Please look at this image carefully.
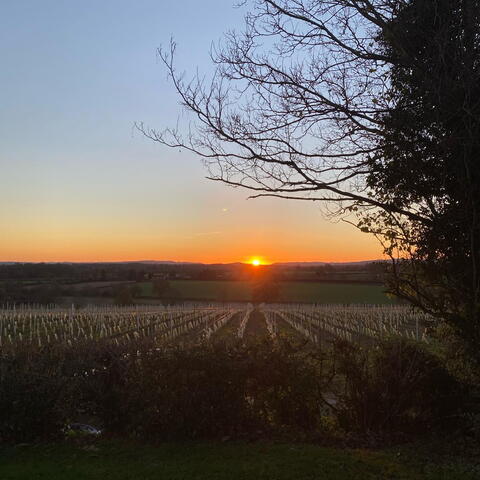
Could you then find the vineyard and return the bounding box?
[0,303,432,352]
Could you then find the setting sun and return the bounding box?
[247,256,270,266]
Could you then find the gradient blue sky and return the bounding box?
[0,0,382,263]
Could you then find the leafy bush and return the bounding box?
[85,340,331,440]
[332,338,463,440]
[0,347,77,442]
[0,336,466,444]
[0,341,124,442]
[241,339,331,436]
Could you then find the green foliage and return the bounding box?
[333,338,462,440]
[83,340,332,440]
[0,345,92,442]
[363,0,480,357]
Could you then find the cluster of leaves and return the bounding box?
[333,339,463,440]
[362,0,480,359]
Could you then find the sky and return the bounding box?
[0,0,383,264]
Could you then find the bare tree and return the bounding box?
[138,0,480,357]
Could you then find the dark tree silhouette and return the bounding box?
[139,1,480,357]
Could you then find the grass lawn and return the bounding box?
[138,280,396,304]
[138,280,252,301]
[0,441,477,480]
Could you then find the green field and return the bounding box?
[279,281,395,304]
[139,280,396,304]
[0,441,476,480]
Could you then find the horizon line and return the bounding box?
[0,258,385,265]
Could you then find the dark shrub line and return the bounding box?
[0,337,465,444]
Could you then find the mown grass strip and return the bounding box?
[0,441,477,480]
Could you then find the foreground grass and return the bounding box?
[0,441,477,480]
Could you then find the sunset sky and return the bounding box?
[0,0,383,264]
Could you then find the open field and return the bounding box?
[1,440,477,480]
[279,282,395,304]
[138,280,396,304]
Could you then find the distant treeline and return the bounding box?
[0,261,387,282]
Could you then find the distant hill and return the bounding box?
[109,260,386,267]
[272,260,385,267]
[0,260,385,267]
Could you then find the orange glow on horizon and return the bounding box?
[0,1,391,271]
[0,247,385,265]
[0,221,385,265]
